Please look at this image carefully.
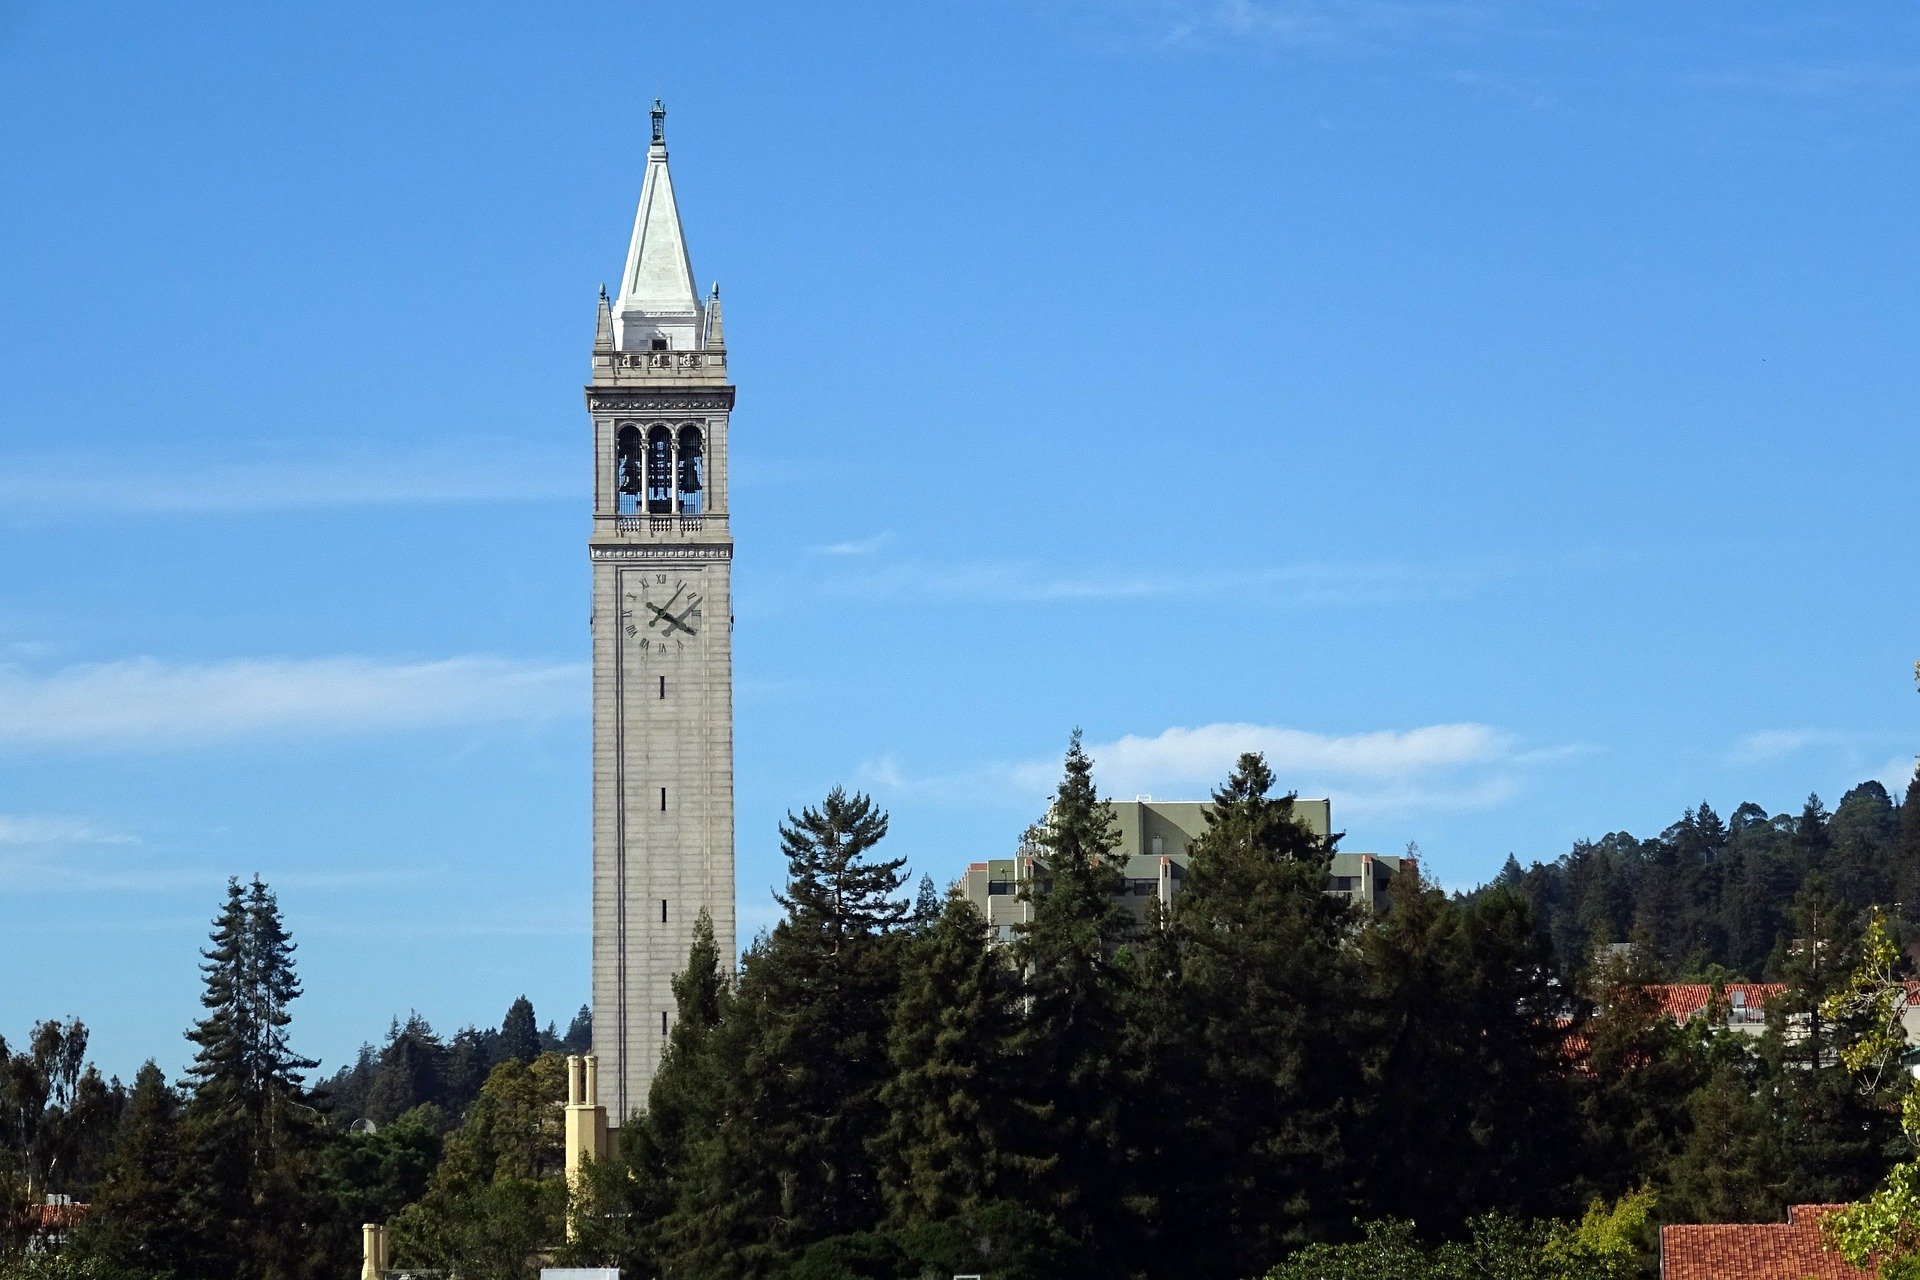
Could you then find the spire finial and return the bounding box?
[651,99,666,146]
[599,283,609,302]
[709,280,719,299]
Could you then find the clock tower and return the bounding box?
[586,101,735,1125]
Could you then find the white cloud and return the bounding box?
[1695,61,1920,101]
[0,655,585,747]
[0,446,571,515]
[1068,721,1514,792]
[788,555,1513,609]
[1875,754,1918,797]
[1728,728,1913,769]
[809,530,895,557]
[1727,729,1853,765]
[863,720,1575,820]
[1143,0,1490,52]
[0,815,136,846]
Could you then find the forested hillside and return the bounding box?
[10,748,1920,1280]
[1495,774,1920,978]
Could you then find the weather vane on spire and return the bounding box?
[651,99,666,146]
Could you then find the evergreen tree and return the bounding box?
[323,1103,445,1240]
[1576,939,1706,1198]
[562,1006,593,1054]
[82,1062,196,1273]
[910,874,941,934]
[364,1014,447,1126]
[567,911,729,1274]
[1761,877,1895,1205]
[390,1055,568,1280]
[874,891,1023,1227]
[1162,751,1355,1279]
[175,875,330,1280]
[1900,767,1920,924]
[667,789,908,1278]
[1007,733,1133,1277]
[1830,783,1900,910]
[1356,881,1581,1235]
[1658,1058,1782,1223]
[497,997,541,1066]
[442,1027,500,1116]
[1793,793,1832,877]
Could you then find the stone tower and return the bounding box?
[586,101,735,1126]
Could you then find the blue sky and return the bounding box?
[2,1,1916,1082]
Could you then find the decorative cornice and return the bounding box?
[591,544,733,562]
[586,388,735,413]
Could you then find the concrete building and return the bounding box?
[961,797,1413,942]
[588,102,736,1126]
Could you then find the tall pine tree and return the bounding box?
[875,889,1024,1228]
[176,875,330,1280]
[1761,877,1895,1205]
[1161,751,1353,1279]
[667,788,908,1278]
[1356,879,1581,1235]
[83,1062,196,1273]
[497,997,541,1066]
[1007,732,1133,1278]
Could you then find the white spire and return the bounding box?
[614,100,702,352]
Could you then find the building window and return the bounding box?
[1151,836,1164,856]
[650,337,668,352]
[661,1010,668,1034]
[1328,875,1359,892]
[660,787,667,812]
[661,899,668,923]
[659,675,666,699]
[987,880,1016,896]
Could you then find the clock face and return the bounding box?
[621,572,702,660]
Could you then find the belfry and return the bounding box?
[584,101,737,1127]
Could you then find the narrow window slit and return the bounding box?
[660,787,667,811]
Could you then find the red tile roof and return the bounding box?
[1647,983,1786,1021]
[1661,1206,1872,1280]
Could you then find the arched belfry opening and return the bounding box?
[676,425,704,514]
[646,426,674,513]
[615,425,644,515]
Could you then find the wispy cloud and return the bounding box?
[1727,728,1857,765]
[1112,0,1492,53]
[809,530,895,557]
[0,446,571,515]
[862,719,1579,820]
[0,655,585,748]
[784,554,1517,609]
[1695,61,1920,101]
[1874,755,1918,796]
[0,815,137,846]
[1444,68,1556,110]
[1727,728,1909,767]
[1727,730,1917,801]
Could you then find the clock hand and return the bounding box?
[666,595,702,632]
[646,601,695,637]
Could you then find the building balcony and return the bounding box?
[593,511,730,543]
[590,348,729,388]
